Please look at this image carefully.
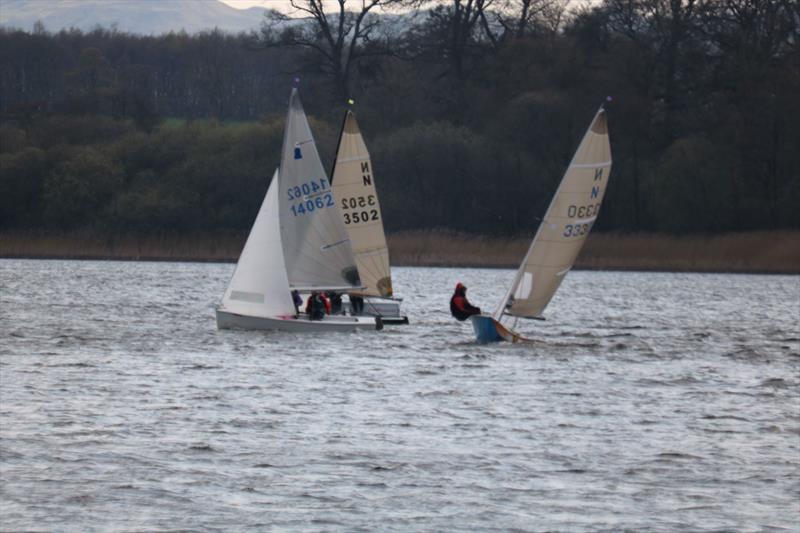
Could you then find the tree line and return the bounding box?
[1,0,798,237]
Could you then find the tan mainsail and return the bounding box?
[495,107,612,319]
[330,110,393,297]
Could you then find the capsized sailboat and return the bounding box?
[330,106,409,324]
[216,88,382,332]
[471,105,612,343]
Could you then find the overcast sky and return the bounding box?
[220,0,359,11]
[219,0,418,13]
[220,0,290,8]
[219,0,596,13]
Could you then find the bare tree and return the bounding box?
[604,0,705,136]
[480,0,569,47]
[410,0,496,78]
[257,0,409,101]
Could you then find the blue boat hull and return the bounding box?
[471,315,505,343]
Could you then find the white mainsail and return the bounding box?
[330,110,393,297]
[221,170,296,318]
[278,89,361,290]
[496,107,612,320]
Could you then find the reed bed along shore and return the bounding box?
[0,230,244,263]
[1,230,798,274]
[390,230,800,273]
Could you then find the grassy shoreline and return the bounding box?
[1,230,798,274]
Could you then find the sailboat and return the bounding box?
[329,106,409,325]
[471,105,612,343]
[216,88,382,332]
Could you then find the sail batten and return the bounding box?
[495,107,612,320]
[571,161,612,169]
[331,110,393,298]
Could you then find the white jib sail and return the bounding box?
[331,110,393,297]
[221,170,296,318]
[278,88,361,290]
[496,107,612,320]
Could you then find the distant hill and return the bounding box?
[0,0,270,34]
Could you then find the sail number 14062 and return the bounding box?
[287,179,334,217]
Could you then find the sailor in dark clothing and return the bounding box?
[450,282,481,321]
[349,294,364,316]
[327,291,343,315]
[291,290,303,313]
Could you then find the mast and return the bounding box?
[328,99,354,185]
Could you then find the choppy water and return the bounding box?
[1,259,798,531]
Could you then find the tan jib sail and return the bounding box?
[278,88,361,291]
[330,110,392,297]
[495,107,612,319]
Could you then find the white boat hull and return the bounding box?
[346,297,409,324]
[216,308,381,332]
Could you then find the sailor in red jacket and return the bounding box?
[450,282,481,321]
[305,291,331,320]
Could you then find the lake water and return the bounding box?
[1,259,798,531]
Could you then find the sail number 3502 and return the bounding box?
[341,195,379,225]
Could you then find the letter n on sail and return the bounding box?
[361,162,372,185]
[591,185,599,199]
[594,168,603,181]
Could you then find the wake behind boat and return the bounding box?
[470,104,613,343]
[216,87,381,333]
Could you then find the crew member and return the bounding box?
[327,291,343,315]
[450,282,481,321]
[305,291,331,320]
[349,294,364,316]
[291,290,303,313]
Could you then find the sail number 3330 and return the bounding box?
[563,203,600,237]
[288,179,334,216]
[563,221,593,237]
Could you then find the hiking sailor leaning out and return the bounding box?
[450,282,481,321]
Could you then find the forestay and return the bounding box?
[331,110,393,297]
[496,107,612,319]
[221,170,296,318]
[278,89,361,290]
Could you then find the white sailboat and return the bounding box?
[216,88,382,332]
[471,105,612,343]
[329,107,408,324]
